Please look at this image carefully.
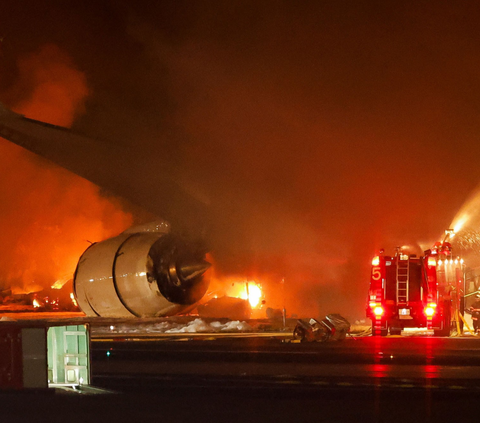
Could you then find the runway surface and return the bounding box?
[4,334,479,423]
[91,335,480,391]
[3,313,480,421]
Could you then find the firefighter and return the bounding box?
[470,294,480,333]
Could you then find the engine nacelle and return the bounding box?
[73,221,210,317]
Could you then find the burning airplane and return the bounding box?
[0,102,212,317]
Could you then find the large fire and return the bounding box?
[225,281,263,308]
[196,276,266,321]
[210,277,264,310]
[0,45,133,313]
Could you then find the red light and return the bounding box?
[373,306,384,316]
[428,257,436,267]
[424,303,436,317]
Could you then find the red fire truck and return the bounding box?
[366,241,465,336]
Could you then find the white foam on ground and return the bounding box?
[102,318,253,334]
[164,318,253,333]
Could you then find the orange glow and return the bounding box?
[207,273,265,310]
[33,298,41,308]
[227,281,263,308]
[371,256,380,266]
[51,276,71,290]
[70,293,78,308]
[245,284,262,308]
[373,306,384,316]
[0,45,133,304]
[428,257,437,267]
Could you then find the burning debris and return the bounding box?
[198,296,252,320]
[0,279,79,313]
[201,279,267,320]
[222,280,264,309]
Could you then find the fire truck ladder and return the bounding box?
[396,256,409,304]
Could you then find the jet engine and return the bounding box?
[73,221,210,317]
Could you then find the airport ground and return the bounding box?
[3,313,480,422]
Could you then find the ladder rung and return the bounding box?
[396,257,409,302]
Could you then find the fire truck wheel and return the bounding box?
[434,322,451,337]
[371,322,388,336]
[433,327,449,337]
[434,309,452,337]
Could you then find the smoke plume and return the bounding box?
[2,3,479,321]
[123,5,475,319]
[0,45,132,294]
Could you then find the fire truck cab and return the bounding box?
[366,243,465,336]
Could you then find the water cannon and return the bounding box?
[443,229,455,242]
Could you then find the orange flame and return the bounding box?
[0,44,133,299]
[226,281,263,308]
[70,293,78,308]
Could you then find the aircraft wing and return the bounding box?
[0,103,210,242]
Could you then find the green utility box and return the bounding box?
[47,324,90,386]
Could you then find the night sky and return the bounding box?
[1,1,480,319]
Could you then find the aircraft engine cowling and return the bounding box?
[73,221,210,317]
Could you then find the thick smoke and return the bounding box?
[124,8,472,319]
[0,45,132,294]
[2,3,480,320]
